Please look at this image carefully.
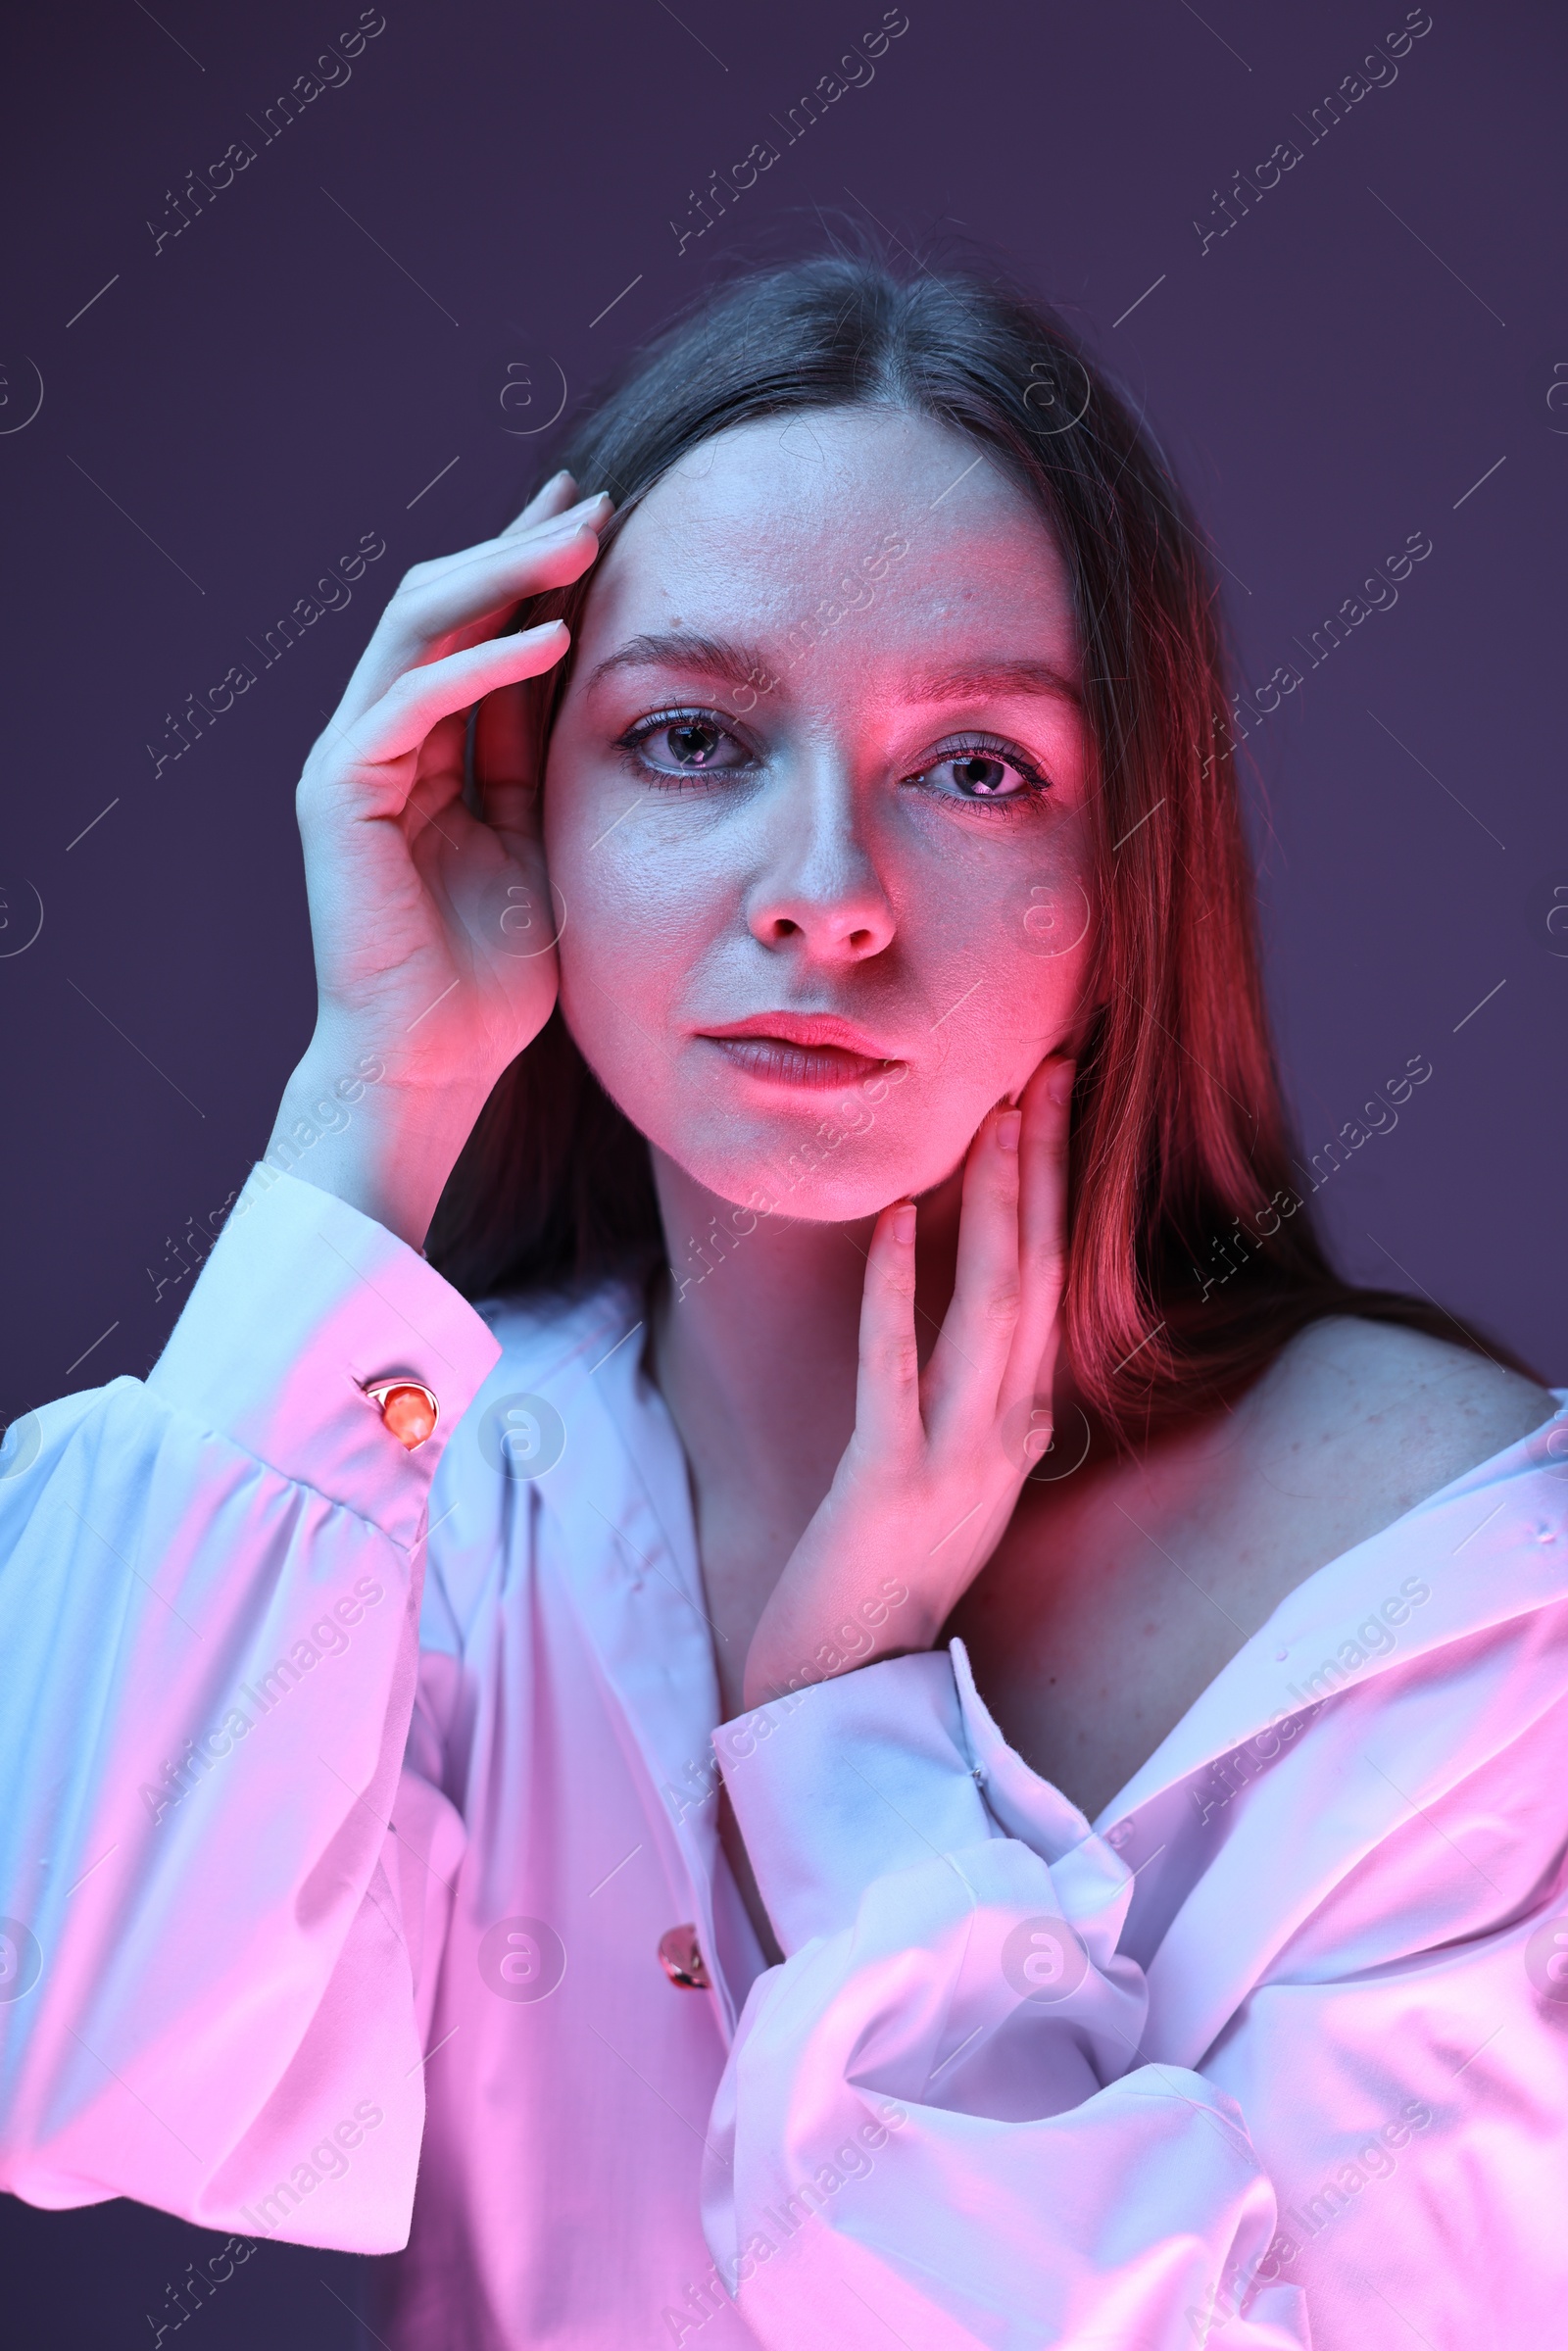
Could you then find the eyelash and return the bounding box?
[903,730,1053,815]
[616,708,755,787]
[615,709,1053,813]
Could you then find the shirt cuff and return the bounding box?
[713,1647,1002,1954]
[146,1162,502,1545]
[713,1639,1138,1962]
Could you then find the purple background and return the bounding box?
[1,0,1562,2338]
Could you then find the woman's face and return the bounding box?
[544,406,1094,1220]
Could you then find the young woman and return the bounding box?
[1,255,1564,2351]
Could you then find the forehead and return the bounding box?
[573,407,1078,687]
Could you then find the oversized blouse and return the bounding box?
[1,1162,1566,2351]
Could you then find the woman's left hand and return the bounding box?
[741,1054,1076,1710]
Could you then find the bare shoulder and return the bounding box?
[956,1320,1555,1821]
[1241,1314,1558,1531]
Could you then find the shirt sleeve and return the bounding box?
[0,1163,500,2252]
[705,1642,1312,2349]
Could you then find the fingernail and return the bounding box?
[1046,1062,1076,1106]
[892,1202,917,1244]
[997,1109,1022,1153]
[541,496,601,529]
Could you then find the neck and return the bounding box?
[643,1148,1102,1721]
[647,1147,964,1545]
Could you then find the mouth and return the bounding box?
[696,1013,904,1093]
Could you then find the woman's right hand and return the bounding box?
[264,470,611,1247]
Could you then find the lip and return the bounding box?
[697,1012,904,1091]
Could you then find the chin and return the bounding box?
[665,1113,964,1226]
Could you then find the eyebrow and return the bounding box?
[582,632,776,697]
[903,658,1082,709]
[581,632,1081,709]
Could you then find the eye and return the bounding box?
[619,707,755,780]
[906,734,1050,808]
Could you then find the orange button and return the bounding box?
[366,1379,439,1450]
[657,1925,710,1989]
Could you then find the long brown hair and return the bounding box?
[426,248,1538,1445]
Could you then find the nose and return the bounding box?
[743,754,896,962]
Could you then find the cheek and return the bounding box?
[1011,862,1094,977]
[555,824,701,973]
[908,923,1091,1148]
[914,822,1094,1058]
[547,777,729,1089]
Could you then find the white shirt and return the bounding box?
[1,1161,1566,2351]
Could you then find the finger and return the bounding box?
[470,678,543,838]
[1000,1055,1075,1419]
[920,1103,1023,1433]
[852,1200,924,1465]
[471,496,605,825]
[500,468,580,538]
[332,503,609,730]
[406,708,470,819]
[391,710,480,858]
[321,622,570,786]
[392,499,608,646]
[387,487,604,604]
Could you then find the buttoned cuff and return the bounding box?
[147,1162,502,1546]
